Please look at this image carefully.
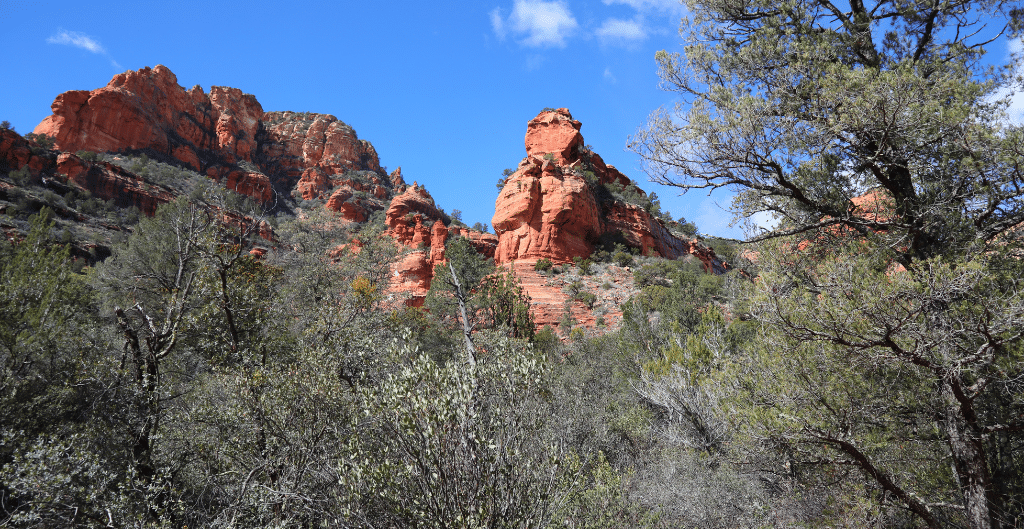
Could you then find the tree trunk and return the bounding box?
[942,383,995,529]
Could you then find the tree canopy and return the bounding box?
[631,0,1024,527]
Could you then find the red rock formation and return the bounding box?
[0,129,52,175]
[382,183,498,306]
[0,130,174,216]
[503,259,638,335]
[493,108,726,274]
[524,108,583,164]
[487,109,733,329]
[32,66,389,205]
[210,167,273,203]
[259,111,383,184]
[34,66,235,167]
[56,153,174,215]
[492,156,601,263]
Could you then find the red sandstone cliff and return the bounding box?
[16,69,729,335]
[32,66,384,206]
[383,183,498,306]
[493,108,726,273]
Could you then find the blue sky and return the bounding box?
[1,0,750,237]
[2,1,1020,238]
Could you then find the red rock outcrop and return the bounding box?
[0,129,173,216]
[383,183,498,306]
[32,66,388,205]
[492,155,601,263]
[0,129,52,175]
[524,109,584,165]
[34,66,243,168]
[259,111,383,186]
[493,108,725,271]
[56,153,174,215]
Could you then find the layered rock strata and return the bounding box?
[492,108,726,273]
[33,65,385,206]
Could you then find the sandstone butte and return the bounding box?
[487,108,728,331]
[492,108,726,270]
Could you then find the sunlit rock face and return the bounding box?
[493,108,726,272]
[33,65,383,204]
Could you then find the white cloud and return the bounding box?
[490,8,507,40]
[47,29,105,53]
[47,28,124,72]
[492,0,579,48]
[603,67,617,83]
[602,0,685,13]
[990,38,1024,125]
[596,17,647,43]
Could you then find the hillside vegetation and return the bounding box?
[2,0,1024,527]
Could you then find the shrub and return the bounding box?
[9,165,33,186]
[0,120,13,131]
[612,251,633,267]
[76,150,100,162]
[591,250,610,263]
[23,132,55,151]
[601,282,612,290]
[534,258,553,272]
[577,291,597,309]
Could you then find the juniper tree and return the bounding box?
[631,0,1024,526]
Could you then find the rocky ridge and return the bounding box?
[485,108,729,331]
[33,65,385,217]
[10,68,730,335]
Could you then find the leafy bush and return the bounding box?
[75,150,100,162]
[613,251,634,267]
[574,257,593,275]
[534,258,553,272]
[577,291,597,309]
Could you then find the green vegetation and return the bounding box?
[2,0,1023,524]
[629,0,1024,525]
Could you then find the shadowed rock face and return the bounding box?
[492,108,727,273]
[32,65,383,204]
[0,128,173,215]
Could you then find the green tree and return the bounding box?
[631,0,1024,526]
[426,236,535,342]
[88,197,221,521]
[349,332,566,529]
